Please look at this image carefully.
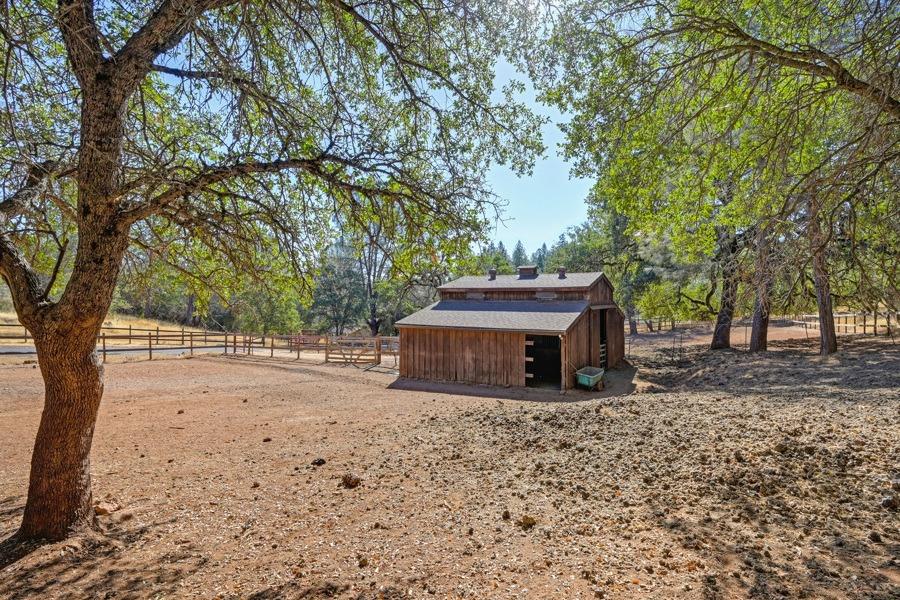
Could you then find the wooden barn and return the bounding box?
[396,266,625,390]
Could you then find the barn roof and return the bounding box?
[438,271,605,290]
[395,300,589,334]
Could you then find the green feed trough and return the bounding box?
[575,366,605,390]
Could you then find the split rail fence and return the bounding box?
[0,323,399,367]
[632,311,896,336]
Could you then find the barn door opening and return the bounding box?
[525,335,561,388]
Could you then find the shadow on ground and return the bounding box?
[635,336,899,400]
[389,363,637,402]
[0,496,205,600]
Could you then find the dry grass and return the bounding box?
[1,310,207,331]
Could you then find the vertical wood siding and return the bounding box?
[400,327,526,386]
[563,311,592,389]
[605,309,625,368]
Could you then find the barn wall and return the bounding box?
[563,311,592,389]
[588,279,614,304]
[400,327,526,387]
[440,289,594,302]
[589,309,603,367]
[605,309,625,368]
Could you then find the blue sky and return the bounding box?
[484,61,593,257]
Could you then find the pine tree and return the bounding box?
[511,241,528,266]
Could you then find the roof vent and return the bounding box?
[488,267,497,280]
[516,265,538,278]
[557,266,567,279]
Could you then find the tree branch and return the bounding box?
[56,0,104,88]
[692,15,900,119]
[0,235,45,325]
[118,154,424,225]
[0,160,59,220]
[112,0,240,100]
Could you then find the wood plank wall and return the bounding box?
[441,290,592,301]
[563,312,592,389]
[440,278,614,304]
[399,327,526,386]
[605,309,625,368]
[589,280,613,304]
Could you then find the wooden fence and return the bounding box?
[1,322,400,367]
[227,333,399,366]
[789,312,896,336]
[633,311,896,336]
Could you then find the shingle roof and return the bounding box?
[395,300,589,333]
[438,272,604,290]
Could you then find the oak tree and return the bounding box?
[0,0,540,541]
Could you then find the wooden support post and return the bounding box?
[190,332,194,356]
[148,332,153,361]
[181,327,185,345]
[270,336,274,358]
[233,334,237,354]
[375,337,382,364]
[296,336,301,360]
[129,324,132,339]
[102,333,107,363]
[156,326,159,344]
[559,334,567,391]
[325,336,330,362]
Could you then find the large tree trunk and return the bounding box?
[749,228,771,352]
[367,298,380,337]
[809,196,838,355]
[623,306,638,335]
[16,88,130,541]
[710,237,739,350]
[183,293,195,325]
[19,337,103,540]
[749,296,769,352]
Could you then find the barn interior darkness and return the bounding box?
[526,335,561,388]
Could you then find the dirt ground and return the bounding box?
[0,333,898,599]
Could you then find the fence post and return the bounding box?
[189,331,194,356]
[129,324,132,338]
[102,333,107,363]
[181,327,185,345]
[148,332,153,361]
[233,334,237,354]
[325,336,330,362]
[270,336,274,358]
[296,335,301,359]
[375,337,382,364]
[156,326,159,344]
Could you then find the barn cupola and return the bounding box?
[517,265,538,278]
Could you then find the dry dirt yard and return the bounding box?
[0,336,898,599]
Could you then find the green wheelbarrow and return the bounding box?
[575,366,605,390]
